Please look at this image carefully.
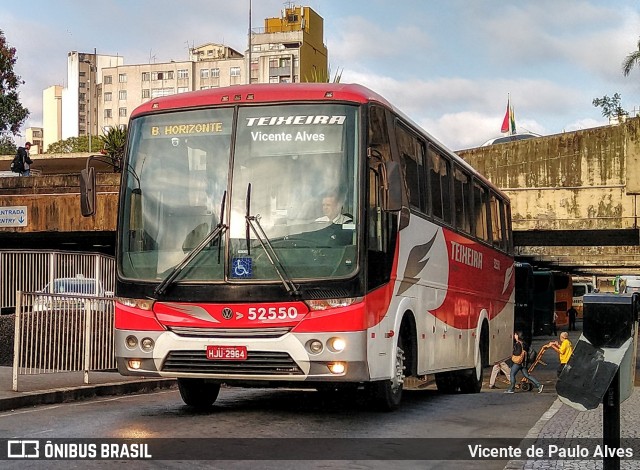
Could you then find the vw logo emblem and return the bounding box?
[221,307,233,320]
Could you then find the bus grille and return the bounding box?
[168,327,291,339]
[162,350,303,375]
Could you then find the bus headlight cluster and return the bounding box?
[305,337,346,355]
[125,335,155,352]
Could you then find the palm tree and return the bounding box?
[98,125,127,172]
[622,37,640,76]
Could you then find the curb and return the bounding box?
[0,379,177,412]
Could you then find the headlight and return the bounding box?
[117,297,154,311]
[306,297,363,311]
[328,337,346,352]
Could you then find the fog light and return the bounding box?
[125,335,138,349]
[128,359,142,370]
[308,339,323,354]
[328,362,346,374]
[328,337,346,352]
[140,337,155,352]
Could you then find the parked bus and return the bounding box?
[532,271,555,335]
[81,83,515,410]
[532,270,572,335]
[614,275,640,294]
[514,262,534,343]
[572,280,594,319]
[552,272,572,328]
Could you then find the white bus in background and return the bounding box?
[614,275,640,294]
[572,281,594,319]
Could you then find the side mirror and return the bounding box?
[382,161,403,212]
[80,166,96,217]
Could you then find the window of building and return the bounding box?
[142,89,150,99]
[104,75,112,84]
[79,82,86,88]
[177,69,189,79]
[118,73,127,83]
[151,87,175,98]
[79,104,86,112]
[230,67,241,77]
[211,68,220,78]
[79,116,85,123]
[177,86,189,93]
[79,93,86,101]
[79,71,86,77]
[142,72,150,81]
[119,107,127,117]
[200,86,210,90]
[104,92,112,102]
[119,90,127,100]
[104,109,112,118]
[200,68,209,79]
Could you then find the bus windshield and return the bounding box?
[120,103,359,284]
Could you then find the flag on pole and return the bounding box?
[501,96,516,134]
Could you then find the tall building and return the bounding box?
[250,5,328,84]
[61,51,124,141]
[42,5,327,145]
[25,127,43,154]
[42,85,62,152]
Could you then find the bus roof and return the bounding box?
[129,82,509,202]
[130,83,393,118]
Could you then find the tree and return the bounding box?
[592,93,628,119]
[99,125,127,172]
[622,37,640,76]
[0,135,17,155]
[0,30,29,135]
[46,135,101,153]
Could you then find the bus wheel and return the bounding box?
[435,372,458,393]
[458,345,483,393]
[178,379,221,409]
[367,340,405,411]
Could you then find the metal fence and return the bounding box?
[12,291,116,391]
[0,250,115,313]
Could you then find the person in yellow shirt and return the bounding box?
[548,331,573,377]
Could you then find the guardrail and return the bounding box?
[12,291,116,391]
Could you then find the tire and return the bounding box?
[521,382,532,392]
[435,372,459,393]
[178,378,221,409]
[367,339,405,411]
[458,342,483,394]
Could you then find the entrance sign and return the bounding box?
[0,206,27,227]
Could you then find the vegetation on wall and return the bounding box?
[0,30,29,136]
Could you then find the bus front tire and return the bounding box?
[178,378,221,409]
[367,342,405,411]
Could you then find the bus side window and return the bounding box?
[453,165,471,234]
[428,147,452,224]
[490,193,504,250]
[396,123,426,213]
[473,181,489,242]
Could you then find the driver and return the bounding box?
[315,191,352,225]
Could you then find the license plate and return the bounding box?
[206,345,248,361]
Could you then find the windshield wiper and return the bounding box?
[155,191,228,296]
[245,183,300,297]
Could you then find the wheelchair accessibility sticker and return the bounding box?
[231,257,253,278]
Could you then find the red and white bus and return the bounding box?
[82,83,515,410]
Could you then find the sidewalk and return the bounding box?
[506,323,640,469]
[0,366,175,411]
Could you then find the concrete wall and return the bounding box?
[458,118,640,231]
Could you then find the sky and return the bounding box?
[2,0,640,150]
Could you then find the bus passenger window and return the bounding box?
[473,182,488,241]
[396,124,426,212]
[429,148,452,224]
[454,166,471,234]
[490,194,504,249]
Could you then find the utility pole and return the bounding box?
[248,0,252,84]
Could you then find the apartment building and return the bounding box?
[42,5,327,144]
